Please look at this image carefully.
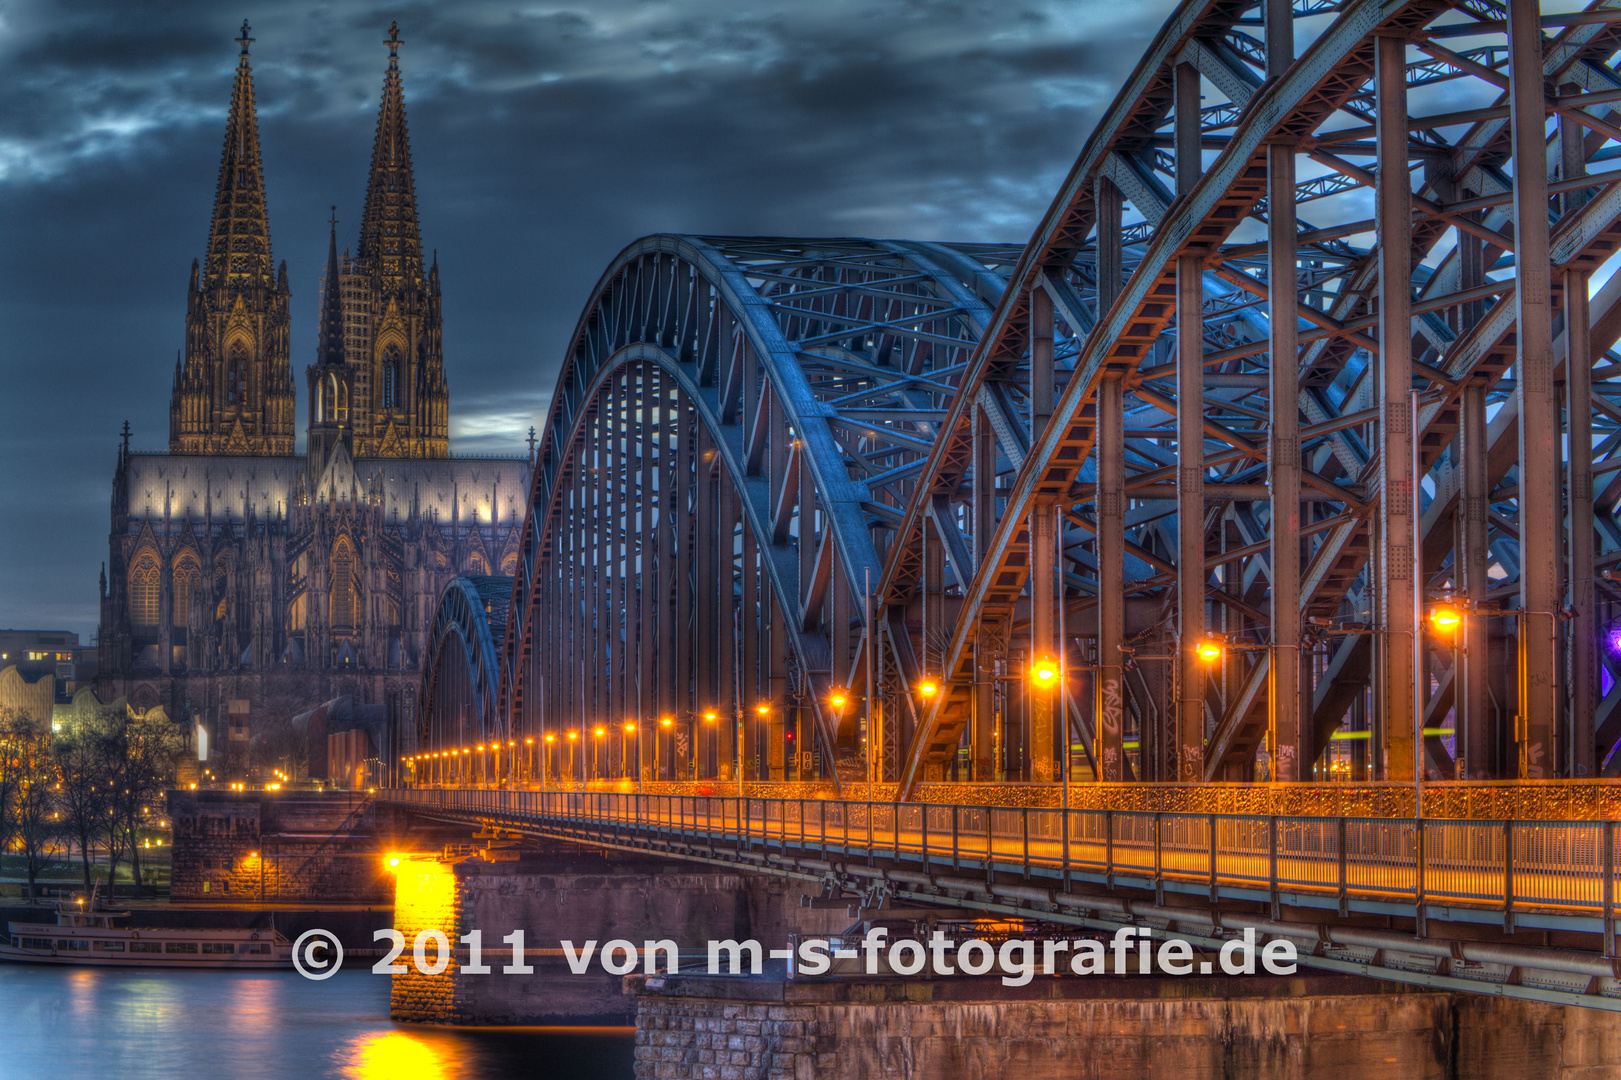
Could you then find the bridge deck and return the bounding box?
[383,787,1621,1012]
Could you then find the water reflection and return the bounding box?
[343,1031,451,1079]
[0,966,635,1080]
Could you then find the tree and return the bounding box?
[2,710,59,900]
[105,709,183,894]
[0,710,22,872]
[54,708,118,891]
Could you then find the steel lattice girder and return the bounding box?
[419,574,511,752]
[495,235,1017,782]
[881,0,1621,796]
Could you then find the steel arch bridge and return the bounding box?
[419,0,1621,803]
[417,575,511,785]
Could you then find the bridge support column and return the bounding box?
[1509,1,1558,778]
[1375,33,1415,782]
[1031,503,1056,783]
[1567,269,1596,778]
[972,404,998,781]
[1096,376,1126,782]
[1176,252,1206,782]
[1174,66,1204,785]
[1459,381,1491,780]
[718,476,739,780]
[639,365,656,780]
[1268,139,1303,781]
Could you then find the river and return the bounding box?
[0,966,635,1079]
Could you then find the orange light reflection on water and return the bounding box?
[343,1030,451,1080]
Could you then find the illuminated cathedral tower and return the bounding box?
[309,22,449,472]
[169,21,296,456]
[99,22,529,773]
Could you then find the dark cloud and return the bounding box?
[0,0,1174,637]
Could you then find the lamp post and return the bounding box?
[753,702,770,789]
[703,710,719,780]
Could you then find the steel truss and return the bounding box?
[880,0,1621,796]
[420,0,1621,800]
[459,236,1020,785]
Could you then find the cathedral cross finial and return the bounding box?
[328,205,339,231]
[526,426,538,460]
[121,420,132,451]
[237,20,254,57]
[386,21,403,67]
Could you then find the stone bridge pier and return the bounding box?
[387,839,845,1026]
[629,970,1621,1080]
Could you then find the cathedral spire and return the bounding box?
[358,22,423,292]
[204,20,273,290]
[169,22,295,457]
[317,207,344,366]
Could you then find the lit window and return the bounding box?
[129,551,161,632]
[173,553,202,624]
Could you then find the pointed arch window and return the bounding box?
[382,347,402,410]
[129,551,161,633]
[226,343,248,405]
[172,553,202,624]
[322,373,348,423]
[330,537,358,634]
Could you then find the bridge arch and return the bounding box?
[497,235,1017,786]
[415,574,511,784]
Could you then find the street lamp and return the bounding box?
[916,678,940,699]
[1029,655,1059,688]
[1428,605,1463,634]
[1195,638,1224,664]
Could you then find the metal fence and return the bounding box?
[383,788,1620,922]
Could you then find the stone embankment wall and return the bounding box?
[167,789,404,902]
[630,973,1620,1080]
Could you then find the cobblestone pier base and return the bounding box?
[630,970,1621,1080]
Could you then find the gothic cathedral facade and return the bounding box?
[97,24,530,760]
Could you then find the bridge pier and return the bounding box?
[388,841,844,1025]
[630,969,1618,1080]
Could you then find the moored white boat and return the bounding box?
[0,892,292,968]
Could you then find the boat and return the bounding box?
[0,888,293,968]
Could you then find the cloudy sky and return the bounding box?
[0,0,1173,638]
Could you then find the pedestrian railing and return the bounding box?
[381,787,1621,927]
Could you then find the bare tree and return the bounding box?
[54,708,118,891]
[3,710,59,900]
[105,710,183,894]
[0,709,22,874]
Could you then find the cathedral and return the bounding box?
[96,23,531,760]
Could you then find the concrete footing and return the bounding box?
[629,970,1621,1079]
